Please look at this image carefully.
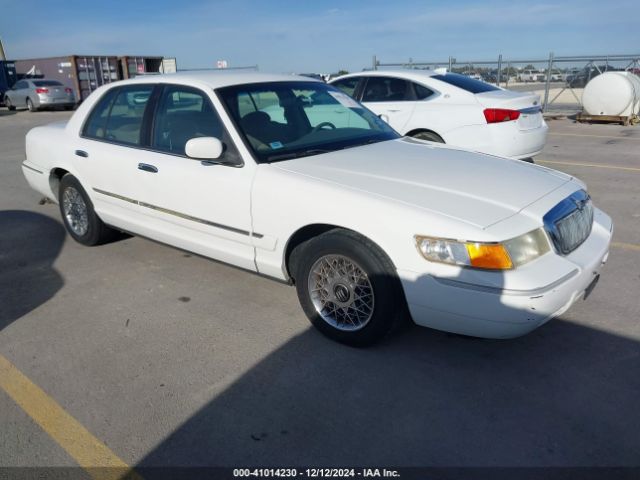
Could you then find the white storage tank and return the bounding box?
[582,71,640,116]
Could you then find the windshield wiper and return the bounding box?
[266,148,331,162]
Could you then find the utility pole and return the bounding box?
[0,38,7,61]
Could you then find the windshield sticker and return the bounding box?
[328,91,361,109]
[270,141,284,149]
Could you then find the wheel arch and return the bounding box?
[284,223,400,284]
[405,128,445,142]
[49,168,70,200]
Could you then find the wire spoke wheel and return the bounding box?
[307,254,375,332]
[62,186,89,236]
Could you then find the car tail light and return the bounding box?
[65,88,73,94]
[35,88,49,94]
[483,108,520,123]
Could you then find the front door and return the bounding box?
[131,84,256,271]
[8,80,28,107]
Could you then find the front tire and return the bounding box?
[58,174,114,246]
[26,98,37,112]
[292,229,403,346]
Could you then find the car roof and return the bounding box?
[116,71,319,89]
[330,69,442,83]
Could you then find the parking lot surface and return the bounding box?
[1,110,639,472]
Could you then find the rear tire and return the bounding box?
[410,130,444,143]
[58,174,115,246]
[5,97,16,111]
[292,229,403,347]
[26,98,37,112]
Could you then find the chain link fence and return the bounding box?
[371,53,640,116]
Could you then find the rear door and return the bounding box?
[74,84,156,226]
[360,76,416,132]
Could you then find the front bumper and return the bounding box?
[399,209,612,339]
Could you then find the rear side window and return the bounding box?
[82,88,119,139]
[331,77,360,97]
[33,80,63,87]
[362,77,412,102]
[413,82,435,100]
[431,73,499,93]
[83,85,153,145]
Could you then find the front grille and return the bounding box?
[543,190,594,255]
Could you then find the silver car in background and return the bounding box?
[4,79,75,111]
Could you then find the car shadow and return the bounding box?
[0,109,17,117]
[0,210,65,331]
[134,267,638,473]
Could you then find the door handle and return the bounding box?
[386,109,401,113]
[75,150,88,158]
[138,163,158,173]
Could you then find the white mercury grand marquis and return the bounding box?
[21,72,612,346]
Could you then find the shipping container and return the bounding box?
[118,56,164,79]
[14,54,163,102]
[0,60,17,106]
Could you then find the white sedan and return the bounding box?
[330,70,548,160]
[22,72,611,346]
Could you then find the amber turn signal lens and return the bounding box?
[465,243,513,270]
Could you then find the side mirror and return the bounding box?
[185,137,224,160]
[378,114,390,123]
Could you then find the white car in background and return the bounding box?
[519,70,546,83]
[330,70,548,160]
[22,72,610,346]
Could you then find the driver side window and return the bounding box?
[151,85,239,160]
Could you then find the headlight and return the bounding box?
[415,228,550,270]
[503,228,550,267]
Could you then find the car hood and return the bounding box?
[273,138,573,229]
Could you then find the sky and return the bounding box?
[0,0,637,73]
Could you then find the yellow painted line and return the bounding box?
[549,133,640,141]
[537,160,640,172]
[612,242,640,252]
[0,354,141,480]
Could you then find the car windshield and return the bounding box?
[217,81,399,163]
[33,80,63,87]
